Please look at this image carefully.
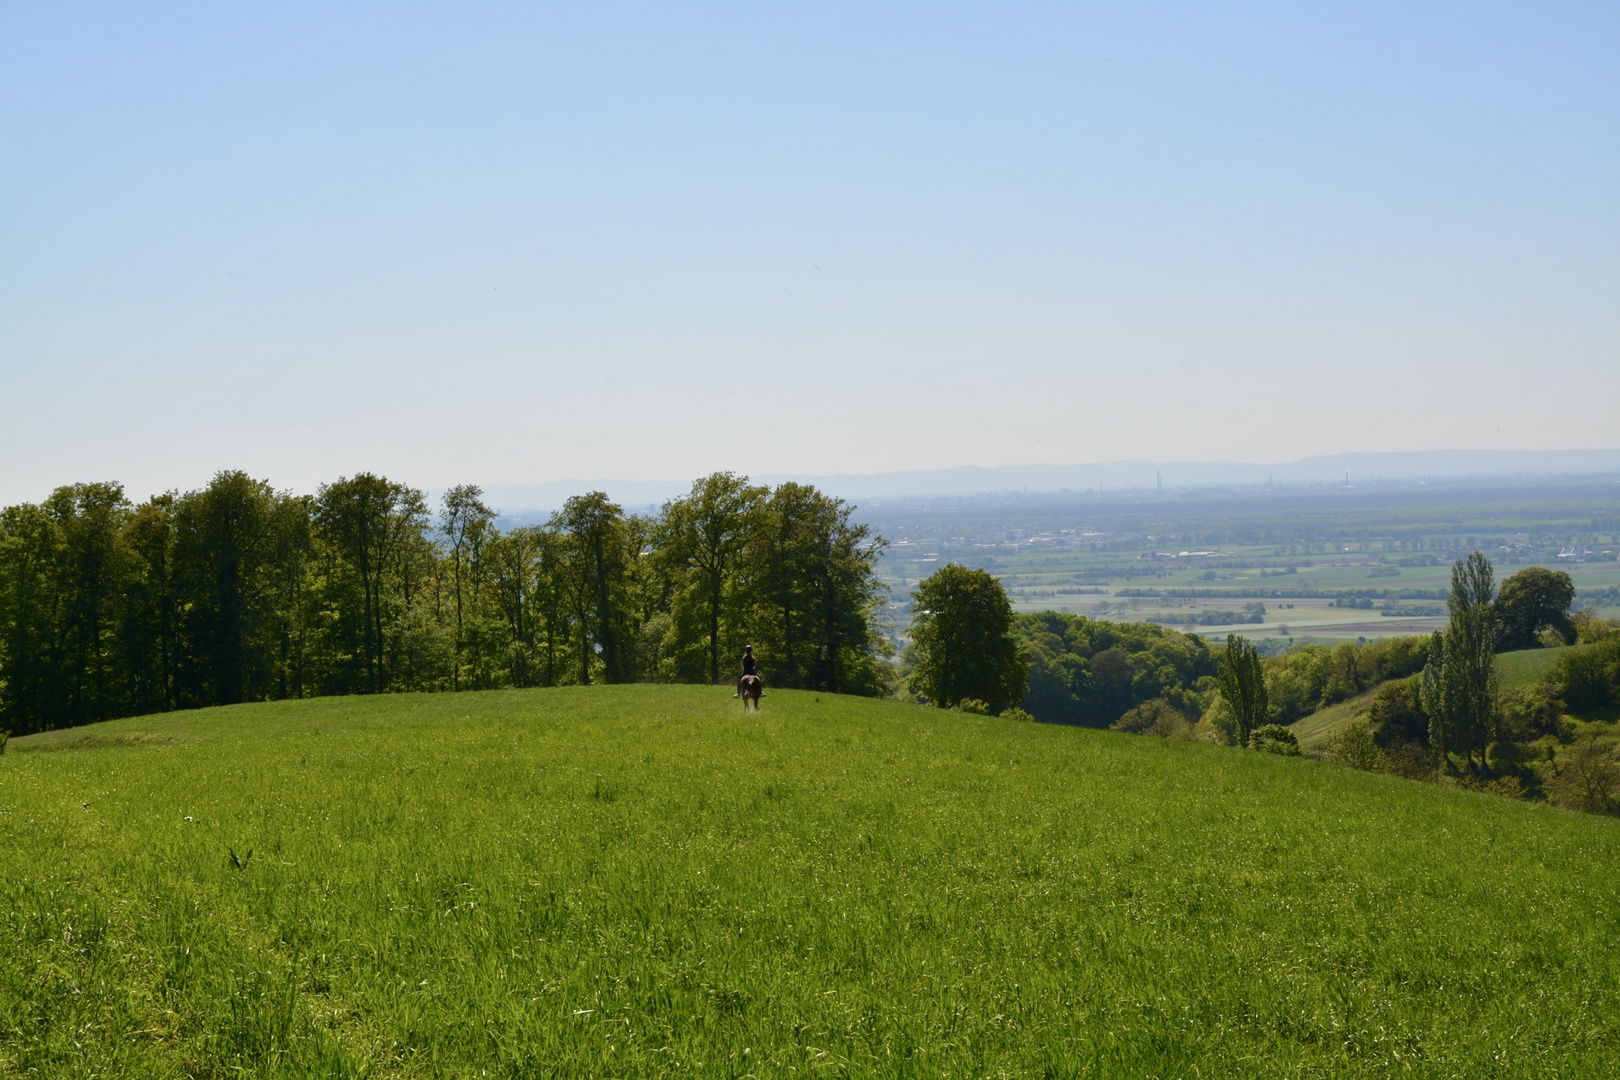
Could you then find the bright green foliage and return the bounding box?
[0,472,893,736]
[906,564,1028,713]
[551,492,639,685]
[0,484,138,730]
[656,473,767,684]
[1217,634,1268,747]
[1549,635,1620,714]
[1331,719,1384,771]
[739,483,889,695]
[1011,612,1216,726]
[440,483,496,691]
[648,475,890,693]
[1249,723,1301,755]
[1495,566,1577,651]
[1264,636,1430,725]
[171,472,297,706]
[4,687,1620,1075]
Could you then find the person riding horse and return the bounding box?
[734,646,764,699]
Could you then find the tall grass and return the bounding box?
[3,686,1618,1077]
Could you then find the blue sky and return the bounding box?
[2,1,1616,502]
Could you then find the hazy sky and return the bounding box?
[3,1,1616,503]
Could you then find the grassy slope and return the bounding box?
[1496,646,1567,690]
[3,688,1619,1078]
[1288,688,1378,752]
[1291,648,1571,750]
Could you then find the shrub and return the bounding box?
[1548,733,1620,814]
[1551,637,1620,715]
[1483,775,1526,800]
[1331,720,1383,771]
[1497,684,1565,742]
[0,729,7,754]
[1200,695,1240,745]
[1573,609,1617,645]
[956,698,991,716]
[999,706,1035,722]
[1250,724,1301,756]
[1111,698,1194,739]
[1368,677,1428,747]
[1384,740,1441,780]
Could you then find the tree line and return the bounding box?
[899,555,1589,762]
[0,471,890,735]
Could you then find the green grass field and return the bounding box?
[5,687,1620,1077]
[1496,647,1568,691]
[1287,689,1379,753]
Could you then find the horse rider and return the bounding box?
[734,645,764,697]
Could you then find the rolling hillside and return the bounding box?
[1288,647,1575,752]
[4,687,1619,1077]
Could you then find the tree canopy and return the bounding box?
[905,564,1028,714]
[0,470,892,736]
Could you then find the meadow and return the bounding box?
[6,688,1620,1077]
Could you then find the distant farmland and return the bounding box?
[866,485,1620,643]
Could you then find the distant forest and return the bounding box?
[0,472,891,735]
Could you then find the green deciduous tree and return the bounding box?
[658,473,767,684]
[313,474,429,694]
[552,492,636,684]
[0,469,897,726]
[1216,633,1268,747]
[1495,566,1576,651]
[0,484,141,733]
[906,564,1028,714]
[440,484,495,690]
[745,483,889,693]
[171,471,284,706]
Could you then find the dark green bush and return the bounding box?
[1369,677,1428,747]
[1250,724,1301,755]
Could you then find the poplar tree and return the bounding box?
[1420,552,1499,771]
[1217,633,1268,747]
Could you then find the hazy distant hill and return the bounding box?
[464,449,1620,516]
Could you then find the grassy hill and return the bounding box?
[1289,648,1574,751]
[1496,645,1568,690]
[1288,687,1379,753]
[4,687,1620,1077]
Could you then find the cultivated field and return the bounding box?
[869,486,1620,645]
[4,686,1620,1077]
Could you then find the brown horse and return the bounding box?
[739,674,762,710]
